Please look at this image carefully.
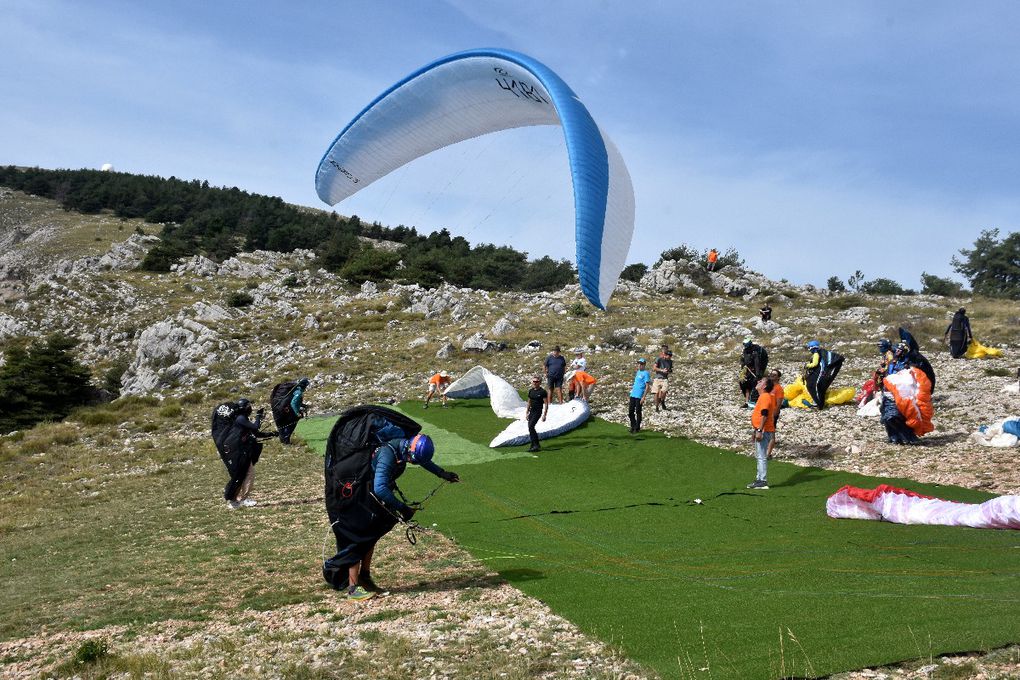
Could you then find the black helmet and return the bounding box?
[236,398,252,414]
[298,377,310,388]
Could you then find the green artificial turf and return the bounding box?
[303,402,1020,679]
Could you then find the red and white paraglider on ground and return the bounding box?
[827,484,1020,530]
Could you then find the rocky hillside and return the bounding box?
[2,188,1017,493]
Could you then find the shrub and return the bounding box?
[920,272,966,297]
[102,357,131,396]
[952,228,1020,299]
[620,263,648,282]
[860,278,912,295]
[567,302,589,317]
[158,404,183,418]
[72,638,110,666]
[226,291,254,308]
[827,276,847,292]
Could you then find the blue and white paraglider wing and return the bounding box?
[315,48,634,309]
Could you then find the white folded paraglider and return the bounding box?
[827,484,1020,530]
[969,417,1020,448]
[315,48,635,310]
[444,366,590,447]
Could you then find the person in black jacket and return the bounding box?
[222,399,273,509]
[944,308,973,358]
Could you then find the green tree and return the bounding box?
[826,276,847,292]
[0,335,92,432]
[951,229,1020,299]
[860,278,912,295]
[920,272,966,297]
[339,246,402,284]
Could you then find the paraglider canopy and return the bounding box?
[315,48,634,309]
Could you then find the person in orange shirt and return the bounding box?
[569,370,597,402]
[767,369,785,460]
[424,371,451,408]
[706,248,719,271]
[747,377,776,490]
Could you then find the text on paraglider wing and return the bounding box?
[328,159,359,184]
[493,70,549,104]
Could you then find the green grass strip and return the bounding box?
[388,401,1020,679]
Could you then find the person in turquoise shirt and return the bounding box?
[628,358,651,434]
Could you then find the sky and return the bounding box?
[3,0,1019,288]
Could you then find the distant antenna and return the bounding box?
[100,163,114,172]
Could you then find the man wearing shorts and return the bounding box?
[653,345,673,412]
[544,346,567,404]
[424,370,451,408]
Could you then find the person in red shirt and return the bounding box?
[747,377,776,489]
[424,371,451,408]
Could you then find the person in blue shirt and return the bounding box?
[628,358,652,434]
[344,432,460,601]
[544,345,568,404]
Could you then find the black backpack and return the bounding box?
[324,405,422,545]
[211,401,240,456]
[270,381,298,428]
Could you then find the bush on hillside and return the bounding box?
[226,291,254,307]
[860,278,914,295]
[620,263,648,282]
[827,276,847,292]
[657,244,743,270]
[0,335,93,432]
[920,272,966,297]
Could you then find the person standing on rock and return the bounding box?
[424,370,452,408]
[739,337,768,407]
[759,303,772,322]
[629,358,652,434]
[525,375,549,452]
[944,308,973,359]
[653,345,673,412]
[544,346,567,404]
[707,248,719,271]
[747,377,776,490]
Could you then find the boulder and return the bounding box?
[121,318,219,395]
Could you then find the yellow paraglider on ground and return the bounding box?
[783,376,856,409]
[965,339,1003,359]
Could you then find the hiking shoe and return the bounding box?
[240,499,257,507]
[347,585,376,601]
[423,404,429,409]
[746,480,769,490]
[360,574,383,593]
[528,445,540,452]
[226,500,241,510]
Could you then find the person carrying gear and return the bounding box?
[739,337,768,407]
[897,327,936,393]
[747,377,776,490]
[328,420,460,601]
[759,303,772,322]
[804,340,844,409]
[424,370,452,409]
[271,378,310,444]
[944,308,973,359]
[706,248,719,271]
[217,399,274,509]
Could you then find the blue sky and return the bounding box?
[3,0,1019,288]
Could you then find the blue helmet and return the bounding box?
[407,434,435,464]
[806,340,821,350]
[878,339,891,353]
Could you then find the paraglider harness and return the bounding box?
[211,401,275,501]
[321,405,446,588]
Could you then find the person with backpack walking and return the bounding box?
[944,308,973,358]
[738,337,768,407]
[271,378,310,444]
[804,341,844,409]
[213,398,274,509]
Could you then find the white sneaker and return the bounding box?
[227,500,241,510]
[240,499,257,507]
